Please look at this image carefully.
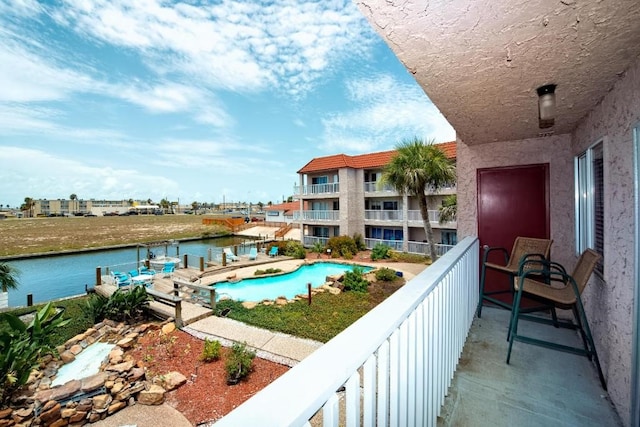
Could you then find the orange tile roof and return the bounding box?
[297,141,456,174]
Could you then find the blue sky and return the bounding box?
[0,0,455,209]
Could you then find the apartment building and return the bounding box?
[295,142,456,255]
[31,199,152,216]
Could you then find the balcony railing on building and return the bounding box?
[294,183,340,196]
[364,238,455,257]
[294,210,340,221]
[362,209,455,226]
[364,181,397,193]
[303,235,330,247]
[216,237,479,426]
[364,210,403,221]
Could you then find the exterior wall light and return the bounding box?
[537,84,556,129]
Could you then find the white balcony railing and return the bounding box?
[364,182,456,194]
[364,238,455,257]
[294,210,340,221]
[407,241,455,257]
[408,209,447,223]
[294,183,340,196]
[216,237,479,426]
[364,238,404,251]
[364,210,403,221]
[303,236,330,247]
[364,181,397,193]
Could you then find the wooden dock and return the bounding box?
[96,251,295,326]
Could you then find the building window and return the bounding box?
[575,140,604,274]
[368,227,403,241]
[313,227,329,238]
[441,231,458,245]
[383,201,398,211]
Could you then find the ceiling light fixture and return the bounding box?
[537,84,556,129]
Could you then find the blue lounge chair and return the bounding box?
[111,271,131,287]
[161,262,175,277]
[248,247,258,260]
[129,269,140,278]
[268,246,278,257]
[138,266,156,276]
[224,248,239,262]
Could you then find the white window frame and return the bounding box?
[574,139,604,264]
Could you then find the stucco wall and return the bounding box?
[457,134,575,268]
[570,55,640,427]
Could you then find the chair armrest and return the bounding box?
[482,245,510,266]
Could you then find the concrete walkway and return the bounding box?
[185,316,323,367]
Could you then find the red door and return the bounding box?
[477,164,550,305]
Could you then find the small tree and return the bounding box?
[439,194,457,224]
[381,138,456,261]
[0,303,70,404]
[0,262,20,293]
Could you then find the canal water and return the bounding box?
[5,236,252,308]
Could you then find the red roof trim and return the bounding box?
[297,141,456,174]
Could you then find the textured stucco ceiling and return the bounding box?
[357,0,640,144]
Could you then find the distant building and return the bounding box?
[264,201,304,224]
[294,141,457,256]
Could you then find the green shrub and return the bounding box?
[88,286,151,323]
[375,267,397,282]
[326,236,358,259]
[254,268,282,276]
[200,338,221,362]
[342,266,369,293]
[84,293,110,323]
[225,342,256,384]
[311,241,325,256]
[284,241,306,259]
[371,243,391,261]
[352,233,366,251]
[389,251,431,264]
[0,303,70,404]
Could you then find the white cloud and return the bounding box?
[0,146,180,204]
[0,38,93,102]
[320,74,456,153]
[53,0,376,96]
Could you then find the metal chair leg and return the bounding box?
[506,286,524,364]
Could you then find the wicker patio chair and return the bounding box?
[506,248,606,390]
[477,236,553,318]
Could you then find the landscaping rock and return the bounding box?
[115,337,134,349]
[161,322,176,335]
[160,372,187,391]
[241,301,257,309]
[59,351,75,364]
[81,372,107,393]
[137,384,165,405]
[38,402,61,425]
[91,394,112,413]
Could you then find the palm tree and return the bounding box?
[160,198,170,213]
[69,194,77,215]
[439,194,457,224]
[381,138,456,261]
[21,197,35,218]
[0,262,20,293]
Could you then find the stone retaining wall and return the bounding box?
[0,319,185,426]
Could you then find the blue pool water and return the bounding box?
[213,262,372,302]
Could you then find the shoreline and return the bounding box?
[0,235,232,262]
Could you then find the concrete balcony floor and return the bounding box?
[439,306,622,426]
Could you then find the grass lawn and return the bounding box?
[0,297,94,347]
[0,215,227,257]
[215,277,404,343]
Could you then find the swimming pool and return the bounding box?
[213,262,373,302]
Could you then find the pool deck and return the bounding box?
[95,256,427,363]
